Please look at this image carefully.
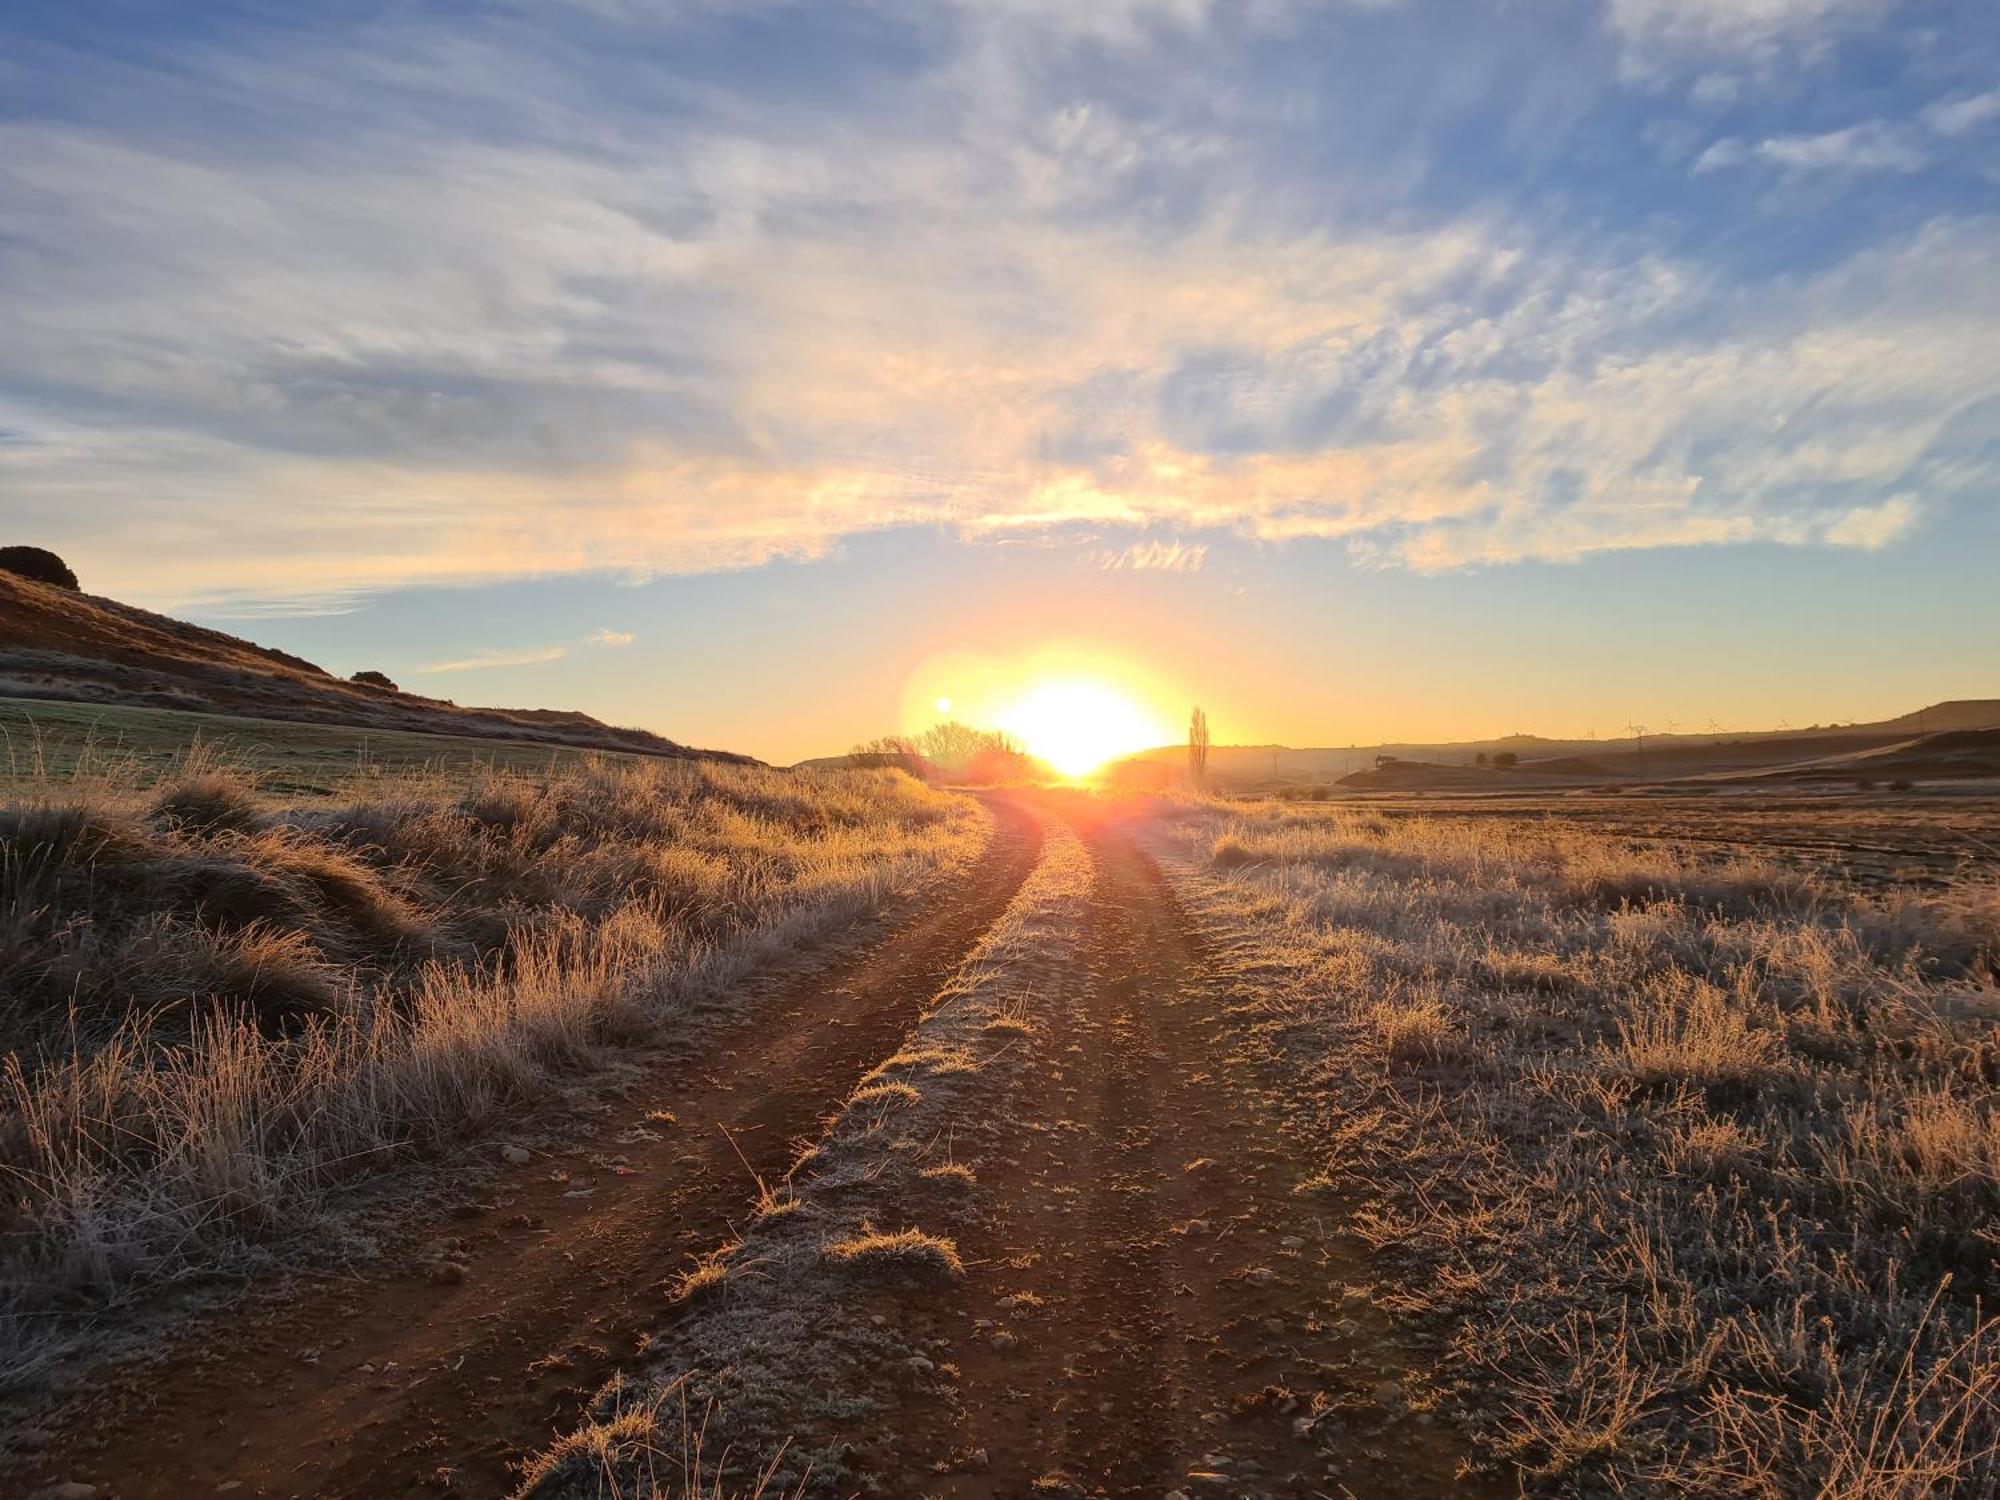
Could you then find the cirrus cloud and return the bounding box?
[0,0,1991,608]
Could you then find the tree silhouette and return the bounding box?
[851,721,1033,783]
[1188,705,1210,787]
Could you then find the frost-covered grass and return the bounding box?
[0,754,982,1380]
[1160,796,2000,1497]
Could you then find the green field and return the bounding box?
[0,696,642,799]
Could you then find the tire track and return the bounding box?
[926,804,1503,1498]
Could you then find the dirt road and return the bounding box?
[18,794,1495,1497]
[912,803,1495,1498]
[18,799,1041,1499]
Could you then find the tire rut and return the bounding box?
[20,796,1042,1500]
[924,807,1505,1498]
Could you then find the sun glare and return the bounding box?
[998,677,1168,778]
[902,644,1181,780]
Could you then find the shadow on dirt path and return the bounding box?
[923,804,1507,1499]
[19,797,1041,1500]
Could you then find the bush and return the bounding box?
[1493,751,1519,769]
[0,546,79,591]
[350,670,398,692]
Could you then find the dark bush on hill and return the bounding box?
[0,546,79,591]
[350,669,398,691]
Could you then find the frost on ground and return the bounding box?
[519,815,1093,1498]
[1151,797,2000,1497]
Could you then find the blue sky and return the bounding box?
[2,0,1995,760]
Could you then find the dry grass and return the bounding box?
[820,1225,965,1281]
[513,1374,802,1500]
[917,1161,977,1188]
[1160,796,2000,1497]
[0,753,982,1382]
[846,1080,922,1111]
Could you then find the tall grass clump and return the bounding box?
[0,753,981,1381]
[1163,796,2000,1496]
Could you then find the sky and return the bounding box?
[1,0,1996,763]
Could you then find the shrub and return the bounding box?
[150,772,265,836]
[1493,751,1519,769]
[0,546,79,591]
[350,670,398,692]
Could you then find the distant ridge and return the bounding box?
[0,571,752,763]
[1121,699,2000,791]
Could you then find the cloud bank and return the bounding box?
[0,0,1994,606]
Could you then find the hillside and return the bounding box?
[1124,699,2000,791]
[0,571,749,762]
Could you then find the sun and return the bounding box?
[999,677,1169,778]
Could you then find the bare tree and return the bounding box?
[1188,705,1210,787]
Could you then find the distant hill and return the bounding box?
[1751,729,2000,784]
[0,571,751,763]
[1123,699,2000,792]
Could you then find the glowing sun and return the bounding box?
[999,677,1168,778]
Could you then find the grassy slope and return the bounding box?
[0,571,738,762]
[1155,797,2000,1496]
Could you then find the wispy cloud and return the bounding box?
[420,645,568,675]
[1096,541,1207,573]
[0,0,1990,605]
[1695,122,1926,175]
[1822,494,1921,550]
[1923,89,2000,138]
[1606,0,1889,70]
[422,626,636,672]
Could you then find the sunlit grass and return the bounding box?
[0,751,984,1383]
[1164,794,2000,1495]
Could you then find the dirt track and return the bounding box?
[913,804,1494,1498]
[17,794,1496,1497]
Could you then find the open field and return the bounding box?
[1158,792,2000,1495]
[0,695,652,799]
[5,777,1997,1497]
[1289,788,2000,890]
